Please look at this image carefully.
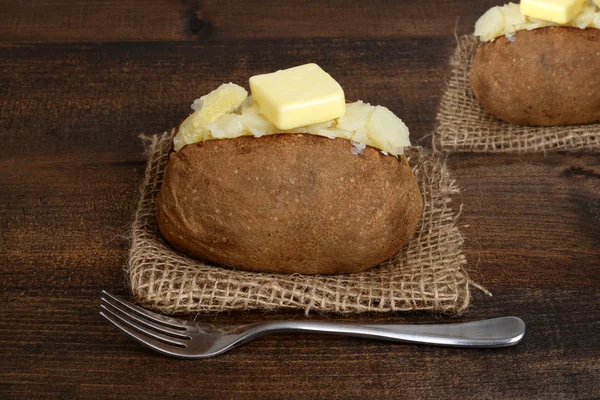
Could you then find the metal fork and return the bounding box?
[100,291,526,358]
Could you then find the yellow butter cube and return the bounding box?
[249,63,345,130]
[520,0,586,24]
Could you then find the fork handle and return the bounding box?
[248,317,525,348]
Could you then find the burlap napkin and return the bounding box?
[434,35,600,153]
[128,130,482,315]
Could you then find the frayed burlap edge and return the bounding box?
[127,130,486,315]
[433,35,600,154]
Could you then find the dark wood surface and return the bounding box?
[1,1,599,399]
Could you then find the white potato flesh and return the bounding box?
[475,0,600,42]
[174,86,411,155]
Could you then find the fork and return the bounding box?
[100,291,526,358]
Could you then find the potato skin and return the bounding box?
[470,27,600,126]
[156,134,423,275]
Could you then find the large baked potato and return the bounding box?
[156,134,422,275]
[470,27,600,126]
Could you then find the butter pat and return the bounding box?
[521,0,586,23]
[249,64,345,130]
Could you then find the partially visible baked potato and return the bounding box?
[156,134,422,275]
[470,27,600,126]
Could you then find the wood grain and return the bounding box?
[0,0,503,43]
[451,153,600,289]
[0,0,189,43]
[1,292,599,399]
[0,38,454,153]
[1,0,599,399]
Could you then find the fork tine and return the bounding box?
[100,304,187,347]
[101,298,191,339]
[101,291,186,330]
[100,311,189,358]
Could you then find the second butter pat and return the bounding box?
[520,0,586,23]
[249,64,346,130]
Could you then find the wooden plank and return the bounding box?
[0,0,502,43]
[0,38,455,157]
[189,0,503,40]
[0,0,188,43]
[0,293,598,399]
[450,153,600,289]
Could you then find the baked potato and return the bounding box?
[156,133,422,275]
[470,27,600,126]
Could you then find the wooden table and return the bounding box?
[1,1,599,398]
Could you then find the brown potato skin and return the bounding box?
[470,27,600,126]
[156,134,423,275]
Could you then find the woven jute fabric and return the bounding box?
[128,130,479,315]
[433,35,600,153]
